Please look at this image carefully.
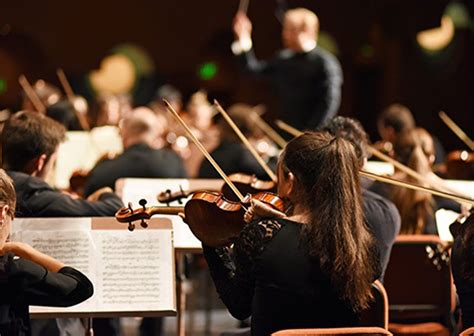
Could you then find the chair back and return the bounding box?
[383,235,452,324]
[271,326,392,335]
[359,280,389,329]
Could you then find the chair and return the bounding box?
[271,326,392,335]
[383,235,454,335]
[461,327,474,336]
[359,280,389,329]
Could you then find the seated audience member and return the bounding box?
[377,104,445,165]
[202,132,380,335]
[1,111,123,217]
[370,127,460,235]
[2,111,122,336]
[0,168,93,335]
[198,104,273,180]
[83,107,187,197]
[321,116,400,279]
[452,212,474,329]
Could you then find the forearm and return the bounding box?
[6,242,65,272]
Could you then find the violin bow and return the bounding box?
[439,111,474,151]
[214,100,278,183]
[18,75,46,114]
[276,120,474,205]
[163,99,246,202]
[56,68,91,130]
[360,170,474,207]
[250,111,287,148]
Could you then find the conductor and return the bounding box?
[232,7,343,130]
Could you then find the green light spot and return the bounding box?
[198,62,218,80]
[0,79,6,94]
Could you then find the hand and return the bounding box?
[233,11,252,41]
[87,187,114,202]
[244,199,286,223]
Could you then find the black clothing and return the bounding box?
[84,143,188,197]
[238,47,342,130]
[369,181,461,235]
[0,253,93,336]
[203,218,379,336]
[8,171,122,218]
[452,231,474,329]
[362,189,400,281]
[198,140,271,180]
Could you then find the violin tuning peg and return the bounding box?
[140,219,148,229]
[128,202,134,212]
[178,199,183,205]
[139,199,147,210]
[128,222,135,232]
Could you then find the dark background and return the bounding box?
[1,0,473,149]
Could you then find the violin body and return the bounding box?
[184,191,285,247]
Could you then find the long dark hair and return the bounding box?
[390,128,434,234]
[281,131,375,311]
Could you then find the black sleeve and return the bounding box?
[203,219,282,320]
[28,189,123,217]
[237,49,275,78]
[6,255,93,307]
[307,54,343,129]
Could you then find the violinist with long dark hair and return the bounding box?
[202,132,379,335]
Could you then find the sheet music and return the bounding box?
[54,127,123,189]
[11,217,176,317]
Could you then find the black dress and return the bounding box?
[203,218,378,336]
[0,253,93,336]
[451,229,474,329]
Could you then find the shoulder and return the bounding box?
[8,171,51,193]
[362,189,401,232]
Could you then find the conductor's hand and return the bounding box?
[244,199,286,223]
[87,187,114,202]
[233,11,252,41]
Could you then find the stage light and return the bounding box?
[417,15,454,52]
[198,62,218,80]
[0,79,6,94]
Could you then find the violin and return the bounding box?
[222,173,276,202]
[116,199,183,231]
[118,191,285,246]
[445,150,474,180]
[156,174,276,204]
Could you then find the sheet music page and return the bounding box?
[11,217,176,316]
[117,178,190,206]
[12,218,96,313]
[92,227,174,312]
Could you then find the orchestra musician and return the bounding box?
[198,103,275,180]
[83,107,187,197]
[321,116,400,280]
[21,80,84,131]
[232,7,342,131]
[201,132,379,335]
[370,127,461,235]
[376,104,446,166]
[0,168,94,336]
[1,111,123,335]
